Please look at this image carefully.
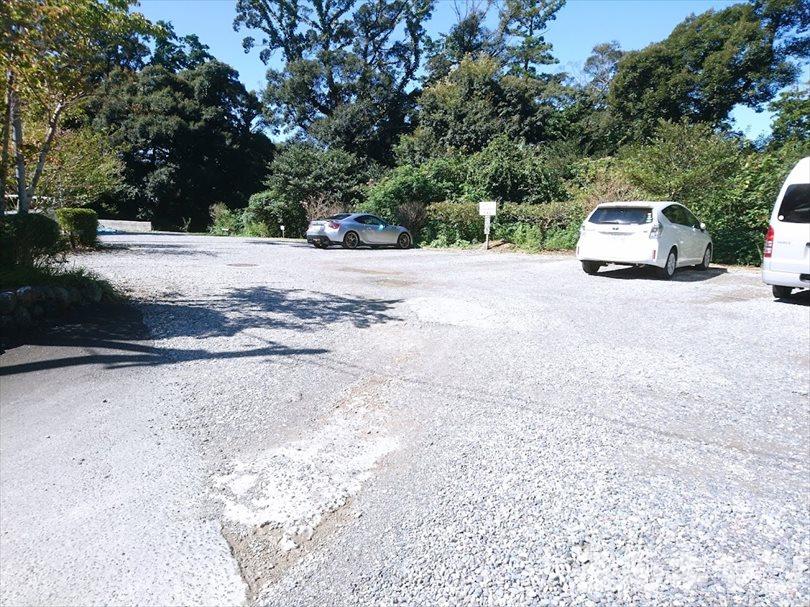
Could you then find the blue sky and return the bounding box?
[137,0,807,140]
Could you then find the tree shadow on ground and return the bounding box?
[99,242,220,256]
[0,287,402,375]
[595,266,728,282]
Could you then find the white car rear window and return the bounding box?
[778,184,810,223]
[589,207,652,224]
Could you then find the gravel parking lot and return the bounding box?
[2,234,808,606]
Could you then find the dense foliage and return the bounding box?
[3,0,808,266]
[92,61,273,230]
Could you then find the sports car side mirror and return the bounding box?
[700,222,707,231]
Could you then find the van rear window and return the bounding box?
[589,207,652,224]
[778,184,810,223]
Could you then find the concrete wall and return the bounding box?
[98,219,152,233]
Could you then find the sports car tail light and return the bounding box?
[764,225,774,258]
[328,221,340,229]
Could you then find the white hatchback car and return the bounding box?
[576,201,713,279]
[762,156,809,298]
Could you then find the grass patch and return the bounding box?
[0,265,121,301]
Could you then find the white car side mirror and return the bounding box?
[700,222,707,231]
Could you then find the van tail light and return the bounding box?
[764,225,774,258]
[328,221,340,229]
[649,223,663,239]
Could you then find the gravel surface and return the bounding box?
[2,233,808,606]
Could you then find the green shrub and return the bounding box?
[424,201,482,244]
[0,213,65,267]
[55,208,99,248]
[542,222,581,250]
[209,203,243,236]
[362,164,447,235]
[242,192,308,238]
[508,223,543,250]
[463,135,568,204]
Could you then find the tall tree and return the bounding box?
[582,41,623,97]
[557,41,624,155]
[93,61,274,229]
[411,56,564,155]
[609,0,808,141]
[0,0,154,213]
[424,1,503,81]
[499,0,565,78]
[768,86,810,145]
[234,0,433,163]
[150,20,214,72]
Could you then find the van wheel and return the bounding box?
[697,245,712,270]
[773,285,793,298]
[581,261,601,275]
[658,248,677,280]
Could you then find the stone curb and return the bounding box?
[0,282,104,343]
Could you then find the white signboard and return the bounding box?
[479,200,497,216]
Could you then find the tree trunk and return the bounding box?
[27,102,63,202]
[9,87,28,214]
[0,71,12,222]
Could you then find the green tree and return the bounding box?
[560,42,624,155]
[499,0,565,77]
[463,134,567,204]
[424,2,503,81]
[609,0,807,141]
[36,127,125,207]
[769,86,810,145]
[93,61,273,229]
[234,0,433,163]
[621,120,743,206]
[150,20,213,72]
[413,56,564,155]
[582,41,623,96]
[250,142,371,233]
[0,0,155,213]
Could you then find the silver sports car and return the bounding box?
[306,213,412,249]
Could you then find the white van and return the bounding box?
[762,157,810,298]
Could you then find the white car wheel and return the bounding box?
[697,245,711,270]
[658,248,677,280]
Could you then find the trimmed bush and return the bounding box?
[0,213,64,267]
[55,208,98,248]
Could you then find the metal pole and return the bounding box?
[483,214,491,250]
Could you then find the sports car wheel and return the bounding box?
[397,233,411,249]
[342,231,359,249]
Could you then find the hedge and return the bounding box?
[423,200,586,249]
[55,208,98,248]
[0,213,64,267]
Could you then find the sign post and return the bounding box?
[478,200,497,250]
